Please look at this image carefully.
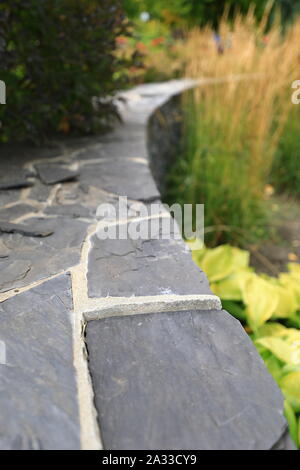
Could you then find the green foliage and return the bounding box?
[188,0,269,29]
[0,0,131,143]
[125,0,300,28]
[124,0,190,22]
[165,89,269,246]
[272,105,300,198]
[191,242,300,446]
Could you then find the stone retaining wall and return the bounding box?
[0,80,293,450]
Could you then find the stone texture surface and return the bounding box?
[0,80,292,450]
[0,203,37,221]
[88,218,211,298]
[0,274,80,450]
[36,163,79,185]
[44,203,92,219]
[0,217,88,293]
[0,220,54,237]
[86,309,287,450]
[80,159,160,201]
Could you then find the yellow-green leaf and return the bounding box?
[243,275,279,330]
[273,284,298,319]
[256,337,299,365]
[255,322,288,339]
[280,372,300,413]
[200,245,249,283]
[284,401,298,447]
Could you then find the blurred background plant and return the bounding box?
[166,11,300,246]
[0,0,133,143]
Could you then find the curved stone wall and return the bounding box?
[0,80,293,450]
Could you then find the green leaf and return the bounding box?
[255,337,299,365]
[221,300,247,321]
[211,270,252,301]
[243,275,279,330]
[280,372,300,412]
[201,245,249,283]
[255,322,288,339]
[284,400,299,447]
[280,272,300,308]
[264,354,284,382]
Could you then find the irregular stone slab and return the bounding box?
[0,189,23,206]
[75,140,147,161]
[0,203,37,221]
[80,160,160,201]
[28,181,52,203]
[0,217,88,293]
[0,164,33,191]
[272,429,296,450]
[0,274,81,450]
[44,203,91,219]
[36,163,79,185]
[0,259,31,291]
[0,180,33,191]
[88,218,210,297]
[86,310,287,450]
[0,220,53,237]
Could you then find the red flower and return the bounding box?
[151,37,165,47]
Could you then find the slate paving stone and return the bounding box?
[80,160,160,201]
[35,163,79,185]
[0,220,53,237]
[44,203,92,219]
[0,165,33,191]
[86,309,287,450]
[0,217,88,293]
[28,181,52,203]
[75,140,147,161]
[0,203,37,221]
[0,259,32,291]
[0,274,81,450]
[272,429,296,450]
[0,189,22,206]
[55,182,115,212]
[88,218,211,297]
[0,180,33,191]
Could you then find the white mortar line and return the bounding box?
[71,223,103,450]
[83,294,222,321]
[78,156,148,166]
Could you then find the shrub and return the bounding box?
[191,243,300,447]
[0,0,131,143]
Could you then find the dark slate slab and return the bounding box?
[36,163,79,185]
[74,140,147,161]
[272,428,296,450]
[0,220,53,237]
[0,203,37,221]
[0,180,33,190]
[28,181,52,202]
[80,160,160,201]
[88,218,210,297]
[0,165,33,191]
[86,310,287,450]
[0,217,88,293]
[0,189,22,206]
[0,274,81,450]
[44,203,91,219]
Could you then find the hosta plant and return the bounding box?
[190,243,300,447]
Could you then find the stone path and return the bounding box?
[0,80,293,450]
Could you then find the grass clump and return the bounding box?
[166,11,300,246]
